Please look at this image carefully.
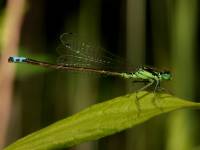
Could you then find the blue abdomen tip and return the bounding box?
[8,56,27,63]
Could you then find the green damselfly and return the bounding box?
[8,33,172,93]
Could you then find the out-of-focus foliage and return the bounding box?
[1,0,199,150]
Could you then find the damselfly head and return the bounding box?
[160,70,172,80]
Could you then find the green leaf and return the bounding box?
[4,91,200,150]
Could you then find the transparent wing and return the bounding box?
[56,33,128,71]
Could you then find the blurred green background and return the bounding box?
[0,0,199,150]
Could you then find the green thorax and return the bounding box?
[121,66,172,81]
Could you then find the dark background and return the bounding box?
[1,0,200,149]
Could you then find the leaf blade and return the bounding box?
[4,91,200,150]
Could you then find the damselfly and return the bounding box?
[8,33,172,93]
